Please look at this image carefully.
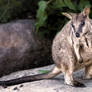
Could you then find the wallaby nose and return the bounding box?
[76,32,80,38]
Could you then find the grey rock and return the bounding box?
[0,19,52,77]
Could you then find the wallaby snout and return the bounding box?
[76,32,80,38]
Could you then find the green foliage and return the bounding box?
[64,0,76,10]
[79,0,91,10]
[35,1,48,32]
[0,0,91,38]
[52,0,65,9]
[36,0,91,38]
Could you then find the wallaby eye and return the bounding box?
[81,21,85,26]
[71,24,75,28]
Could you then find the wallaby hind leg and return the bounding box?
[61,64,85,87]
[46,66,61,78]
[84,64,92,79]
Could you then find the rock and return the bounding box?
[0,65,92,92]
[0,19,52,76]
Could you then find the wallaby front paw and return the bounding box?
[78,58,83,64]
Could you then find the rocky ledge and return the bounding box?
[0,65,92,92]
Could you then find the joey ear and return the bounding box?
[62,12,76,19]
[82,7,90,16]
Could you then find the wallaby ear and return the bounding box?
[82,7,90,16]
[62,12,76,19]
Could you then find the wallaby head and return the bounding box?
[62,7,90,38]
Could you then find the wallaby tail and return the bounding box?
[0,66,61,87]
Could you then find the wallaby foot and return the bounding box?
[65,80,85,87]
[64,74,85,87]
[78,57,83,64]
[70,80,85,87]
[63,64,85,87]
[84,64,92,79]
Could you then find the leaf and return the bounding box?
[35,13,47,32]
[52,0,65,9]
[35,1,48,32]
[79,0,91,11]
[64,0,76,10]
[38,70,49,74]
[37,1,48,18]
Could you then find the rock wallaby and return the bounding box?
[0,7,92,88]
